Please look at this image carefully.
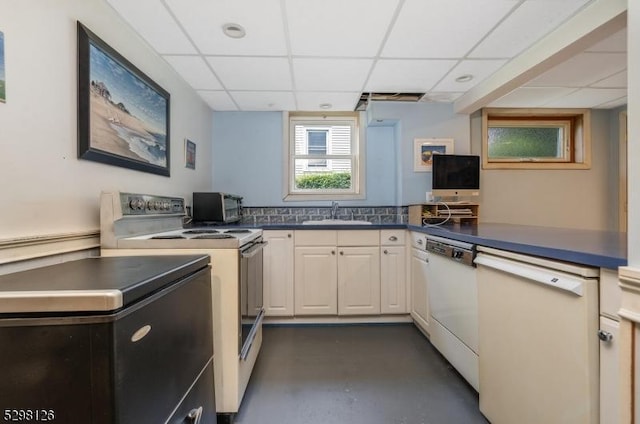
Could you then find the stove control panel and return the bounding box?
[120,193,184,216]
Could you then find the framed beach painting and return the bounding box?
[77,22,170,176]
[413,138,454,172]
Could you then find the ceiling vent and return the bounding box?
[355,92,426,111]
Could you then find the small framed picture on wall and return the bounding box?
[185,139,196,169]
[413,138,454,172]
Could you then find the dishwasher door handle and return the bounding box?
[474,253,585,296]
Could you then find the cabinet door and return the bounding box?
[380,246,407,314]
[263,230,294,317]
[410,249,430,333]
[599,316,620,424]
[337,247,380,315]
[294,246,337,315]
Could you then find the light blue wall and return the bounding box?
[211,102,470,207]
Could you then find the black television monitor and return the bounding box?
[431,154,480,198]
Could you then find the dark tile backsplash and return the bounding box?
[240,206,408,225]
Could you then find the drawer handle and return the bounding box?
[388,236,398,241]
[131,324,152,343]
[417,239,423,245]
[187,406,203,424]
[598,330,613,343]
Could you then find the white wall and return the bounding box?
[471,109,618,231]
[0,0,213,240]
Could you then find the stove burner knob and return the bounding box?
[163,201,170,210]
[129,198,144,210]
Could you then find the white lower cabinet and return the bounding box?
[262,230,294,316]
[599,316,620,424]
[293,230,403,317]
[338,246,380,315]
[410,247,430,333]
[380,245,407,314]
[294,246,338,315]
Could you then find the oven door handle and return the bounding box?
[241,241,268,258]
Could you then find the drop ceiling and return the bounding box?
[105,0,627,112]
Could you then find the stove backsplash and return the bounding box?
[240,206,408,225]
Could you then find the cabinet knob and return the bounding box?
[339,251,344,255]
[331,250,336,255]
[287,233,292,238]
[389,236,398,242]
[598,330,613,343]
[384,249,389,254]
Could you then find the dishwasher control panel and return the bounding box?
[426,238,476,266]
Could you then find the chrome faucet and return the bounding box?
[330,201,339,219]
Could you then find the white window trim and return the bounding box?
[482,108,591,170]
[282,112,366,201]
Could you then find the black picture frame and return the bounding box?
[77,22,170,177]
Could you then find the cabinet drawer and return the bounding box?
[338,230,379,246]
[600,268,621,319]
[295,230,337,246]
[380,230,405,246]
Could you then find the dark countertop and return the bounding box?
[261,223,406,230]
[258,222,627,269]
[408,223,627,269]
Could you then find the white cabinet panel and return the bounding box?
[263,230,294,317]
[380,245,407,314]
[410,248,430,333]
[294,246,337,315]
[599,316,620,424]
[338,247,380,315]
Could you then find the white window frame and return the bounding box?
[482,108,591,170]
[283,112,365,201]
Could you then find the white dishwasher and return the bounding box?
[426,235,479,391]
[474,246,599,424]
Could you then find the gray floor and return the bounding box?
[234,324,489,424]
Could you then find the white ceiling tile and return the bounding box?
[106,0,197,54]
[586,29,627,53]
[432,60,507,91]
[488,86,578,107]
[590,70,627,88]
[526,52,627,87]
[541,88,628,108]
[293,59,373,92]
[296,92,361,111]
[198,91,238,110]
[469,0,589,58]
[230,91,297,111]
[163,56,222,90]
[285,0,399,57]
[207,57,292,91]
[366,59,457,92]
[165,0,287,55]
[382,0,517,58]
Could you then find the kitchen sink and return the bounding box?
[302,219,372,225]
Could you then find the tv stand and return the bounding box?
[409,202,479,226]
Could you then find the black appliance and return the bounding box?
[193,192,242,224]
[0,255,215,424]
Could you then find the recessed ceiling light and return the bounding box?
[319,103,332,109]
[455,74,474,83]
[222,23,246,39]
